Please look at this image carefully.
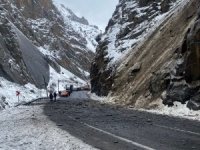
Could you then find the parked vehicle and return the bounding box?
[59,90,70,97]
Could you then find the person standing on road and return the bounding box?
[49,92,53,101]
[53,91,57,102]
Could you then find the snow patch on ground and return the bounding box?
[0,64,87,109]
[0,105,98,150]
[90,93,200,121]
[140,99,200,121]
[88,92,107,102]
[0,77,46,108]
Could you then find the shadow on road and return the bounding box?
[43,96,200,150]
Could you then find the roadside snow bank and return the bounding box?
[0,105,98,150]
[0,65,87,109]
[88,92,107,102]
[0,77,45,108]
[89,94,200,121]
[140,99,200,121]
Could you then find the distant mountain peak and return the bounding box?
[55,3,89,25]
[53,1,101,52]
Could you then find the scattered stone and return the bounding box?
[187,91,200,110]
[147,119,152,123]
[166,84,194,104]
[106,114,113,117]
[161,0,171,13]
[76,102,83,106]
[57,124,63,127]
[149,71,170,97]
[30,90,35,93]
[187,101,200,111]
[129,62,142,75]
[163,98,174,107]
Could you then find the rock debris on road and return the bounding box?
[0,91,200,150]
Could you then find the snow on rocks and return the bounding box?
[139,99,200,121]
[88,92,107,102]
[101,0,185,66]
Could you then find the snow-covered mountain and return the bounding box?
[0,0,100,108]
[53,1,100,52]
[95,0,183,65]
[91,0,200,110]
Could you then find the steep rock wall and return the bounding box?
[110,0,200,110]
[91,0,182,96]
[0,15,31,85]
[163,9,200,110]
[91,0,200,111]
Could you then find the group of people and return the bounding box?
[49,91,57,102]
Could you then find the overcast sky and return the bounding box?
[55,0,119,31]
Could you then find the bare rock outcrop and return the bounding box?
[91,0,183,96]
[163,9,200,110]
[91,0,200,111]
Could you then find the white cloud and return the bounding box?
[54,0,119,31]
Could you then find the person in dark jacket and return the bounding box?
[53,92,57,101]
[49,93,53,101]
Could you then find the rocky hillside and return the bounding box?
[91,0,200,110]
[0,0,100,88]
[91,0,183,96]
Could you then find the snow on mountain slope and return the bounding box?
[48,65,86,92]
[0,64,87,109]
[90,0,188,96]
[102,0,183,65]
[0,0,100,87]
[0,0,99,109]
[53,1,101,52]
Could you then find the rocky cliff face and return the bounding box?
[163,8,200,110]
[0,0,100,88]
[91,0,183,96]
[91,0,200,110]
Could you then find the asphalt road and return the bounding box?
[38,91,200,150]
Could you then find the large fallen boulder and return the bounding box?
[187,91,200,110]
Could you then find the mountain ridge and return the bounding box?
[0,0,100,88]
